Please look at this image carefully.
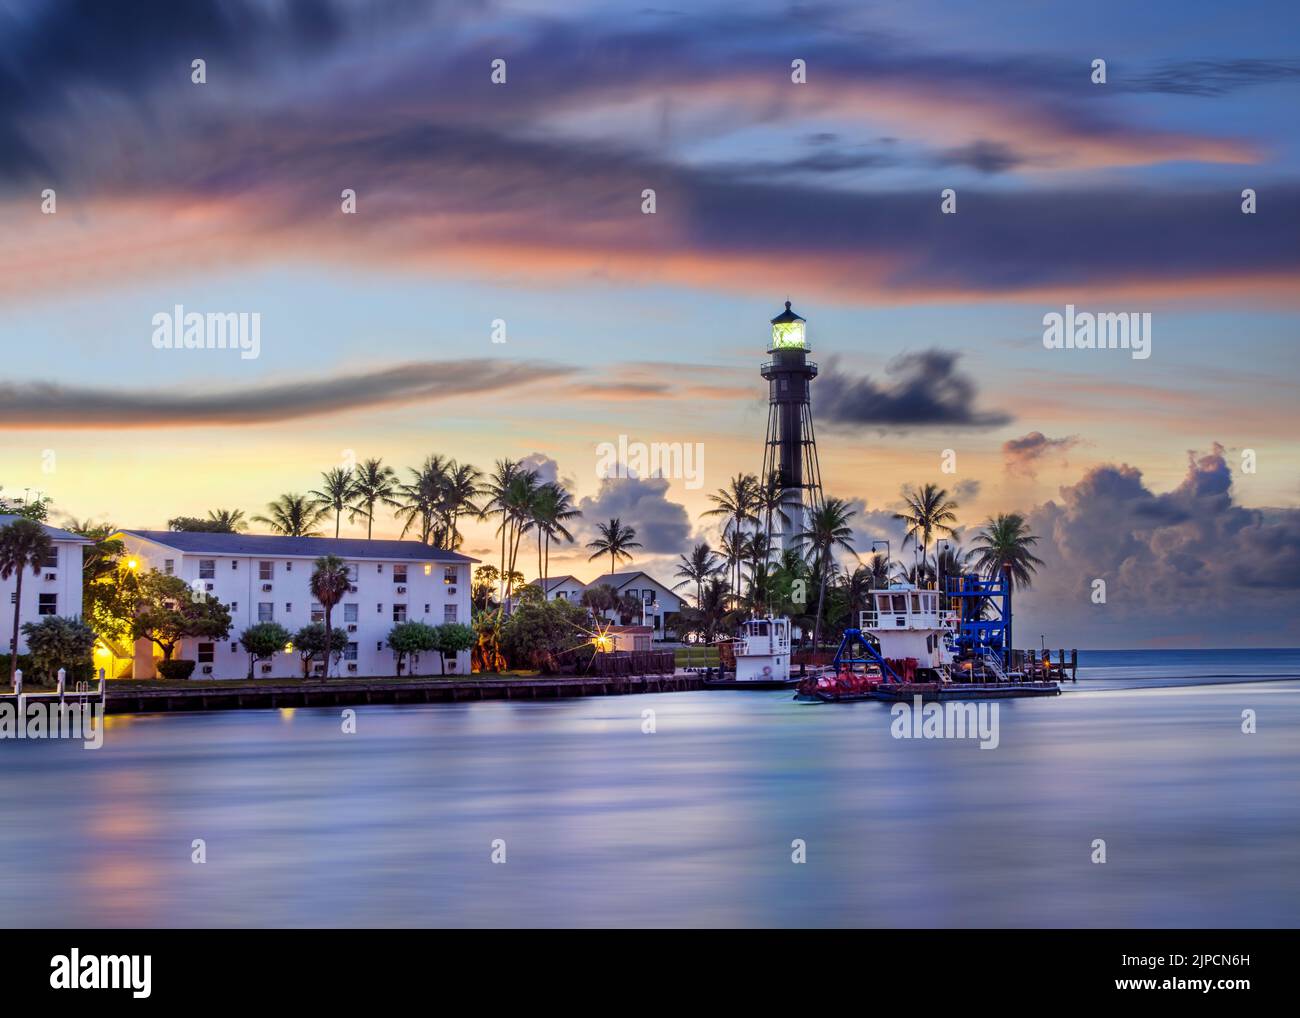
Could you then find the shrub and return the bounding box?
[20,615,97,687]
[156,659,197,682]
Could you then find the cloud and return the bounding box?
[935,140,1025,174]
[1018,444,1300,646]
[0,359,573,428]
[1002,432,1080,477]
[817,351,1012,431]
[1123,59,1300,96]
[575,475,692,558]
[518,453,560,486]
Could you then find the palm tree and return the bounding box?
[499,469,540,600]
[483,459,520,605]
[681,576,735,643]
[673,542,721,609]
[394,455,449,546]
[309,555,351,679]
[531,482,580,593]
[205,508,247,532]
[863,550,894,589]
[439,460,484,550]
[586,518,641,575]
[756,470,790,556]
[348,458,400,539]
[798,497,857,653]
[0,519,53,688]
[893,483,959,586]
[971,514,1044,591]
[253,494,331,537]
[64,518,124,584]
[310,467,357,539]
[703,473,759,596]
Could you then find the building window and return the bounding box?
[230,643,238,653]
[164,559,175,575]
[346,564,358,582]
[556,591,567,600]
[198,643,214,663]
[345,643,358,662]
[40,547,58,569]
[38,594,57,615]
[377,603,383,614]
[311,602,324,623]
[231,559,238,570]
[285,603,293,613]
[443,604,458,624]
[344,603,358,623]
[230,601,239,612]
[393,564,408,584]
[392,604,407,623]
[444,566,458,584]
[258,602,274,622]
[423,603,430,613]
[285,561,293,572]
[259,561,274,581]
[199,560,216,579]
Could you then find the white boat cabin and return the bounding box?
[734,616,791,682]
[860,584,956,669]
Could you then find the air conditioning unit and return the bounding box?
[261,583,273,592]
[347,624,357,633]
[396,586,407,594]
[261,664,272,674]
[44,573,57,581]
[346,663,358,673]
[201,665,213,675]
[348,585,358,593]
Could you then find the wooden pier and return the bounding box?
[99,673,705,715]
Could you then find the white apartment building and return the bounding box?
[114,530,476,679]
[0,515,89,654]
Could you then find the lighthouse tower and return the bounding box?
[760,301,824,550]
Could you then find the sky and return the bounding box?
[0,0,1297,648]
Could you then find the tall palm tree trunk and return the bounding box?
[8,570,22,687]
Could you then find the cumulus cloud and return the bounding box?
[817,351,1012,431]
[575,475,692,558]
[1018,444,1300,646]
[1002,431,1080,477]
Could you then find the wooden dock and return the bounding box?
[98,673,706,715]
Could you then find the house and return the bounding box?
[604,625,653,652]
[113,530,476,679]
[0,516,90,656]
[528,570,684,637]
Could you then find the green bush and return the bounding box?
[20,615,96,686]
[156,659,197,681]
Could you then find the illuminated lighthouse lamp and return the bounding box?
[770,301,806,349]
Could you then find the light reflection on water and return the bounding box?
[2,678,1298,927]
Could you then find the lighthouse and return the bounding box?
[760,301,824,550]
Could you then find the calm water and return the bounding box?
[3,654,1299,927]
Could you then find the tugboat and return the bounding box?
[796,575,1060,702]
[703,616,801,690]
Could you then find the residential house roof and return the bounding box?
[0,515,92,543]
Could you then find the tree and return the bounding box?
[397,456,484,550]
[20,615,96,686]
[240,621,291,679]
[499,596,591,673]
[309,555,351,678]
[893,483,959,584]
[585,517,641,575]
[471,565,500,612]
[310,467,357,539]
[253,494,331,537]
[673,542,721,608]
[0,488,51,521]
[166,510,245,533]
[971,514,1044,591]
[0,518,54,689]
[703,473,759,596]
[132,570,233,663]
[388,620,440,676]
[348,458,399,539]
[579,583,619,619]
[64,519,125,626]
[531,482,580,593]
[798,498,857,653]
[293,623,349,678]
[678,576,735,643]
[435,622,474,675]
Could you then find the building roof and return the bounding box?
[117,530,477,563]
[0,515,92,543]
[592,571,671,591]
[530,575,584,592]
